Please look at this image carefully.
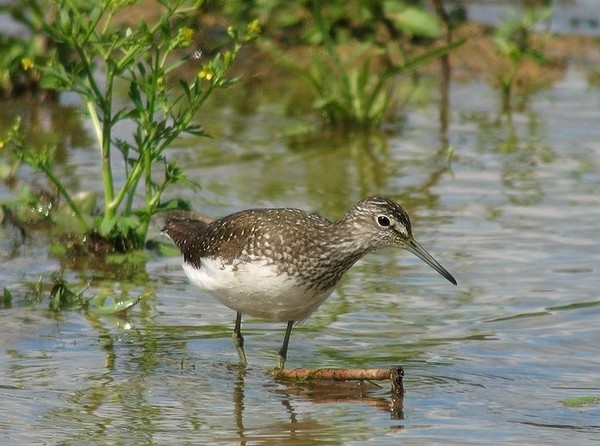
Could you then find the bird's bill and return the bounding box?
[404,238,457,285]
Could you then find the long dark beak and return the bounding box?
[404,238,457,285]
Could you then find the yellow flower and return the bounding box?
[198,67,213,80]
[0,140,4,150]
[247,19,261,36]
[21,57,34,71]
[239,20,260,44]
[177,27,194,48]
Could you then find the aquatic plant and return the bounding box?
[2,0,259,252]
[493,7,552,112]
[264,0,464,129]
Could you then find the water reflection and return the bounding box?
[463,107,557,207]
[287,129,391,209]
[231,366,404,445]
[0,303,408,445]
[0,100,92,199]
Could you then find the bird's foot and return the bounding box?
[232,332,248,366]
[275,354,286,371]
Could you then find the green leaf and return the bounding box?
[49,243,68,257]
[117,215,140,232]
[106,250,150,265]
[50,202,93,234]
[562,396,600,408]
[100,215,118,236]
[88,295,142,316]
[386,4,442,39]
[16,185,36,204]
[156,197,192,211]
[157,242,182,257]
[49,282,85,311]
[2,287,12,307]
[128,80,143,109]
[72,191,97,215]
[356,58,371,96]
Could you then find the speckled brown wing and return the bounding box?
[163,209,332,270]
[163,214,257,268]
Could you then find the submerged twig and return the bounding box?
[272,366,404,394]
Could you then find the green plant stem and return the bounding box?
[39,164,89,233]
[498,62,517,113]
[74,11,117,228]
[101,75,116,221]
[108,161,144,215]
[87,100,116,228]
[124,169,140,214]
[137,182,165,242]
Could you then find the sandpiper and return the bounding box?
[163,196,456,369]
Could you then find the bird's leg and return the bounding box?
[232,312,247,366]
[276,320,295,370]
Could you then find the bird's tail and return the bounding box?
[162,217,211,249]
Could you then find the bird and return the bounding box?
[162,195,457,369]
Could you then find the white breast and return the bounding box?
[182,258,334,322]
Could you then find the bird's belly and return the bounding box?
[182,259,334,322]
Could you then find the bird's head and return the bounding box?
[342,196,457,286]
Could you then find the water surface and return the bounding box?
[1,6,600,445]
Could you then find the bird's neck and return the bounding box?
[322,218,378,267]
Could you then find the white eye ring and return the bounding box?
[377,215,391,227]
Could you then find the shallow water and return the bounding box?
[2,8,600,446]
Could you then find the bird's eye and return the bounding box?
[377,215,391,227]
